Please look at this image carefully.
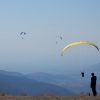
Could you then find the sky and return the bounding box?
[0,0,100,74]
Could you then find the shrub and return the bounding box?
[0,92,5,96]
[20,92,27,96]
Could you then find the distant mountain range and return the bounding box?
[85,63,100,75]
[0,63,100,96]
[25,72,88,94]
[25,63,100,94]
[0,70,75,96]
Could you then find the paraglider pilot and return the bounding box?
[81,71,84,77]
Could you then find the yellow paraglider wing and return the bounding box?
[61,41,99,56]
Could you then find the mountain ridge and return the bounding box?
[0,70,75,96]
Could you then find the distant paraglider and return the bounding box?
[54,36,62,40]
[20,32,26,39]
[54,36,62,44]
[20,32,26,35]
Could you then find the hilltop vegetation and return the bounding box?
[0,94,100,100]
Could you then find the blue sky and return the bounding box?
[0,0,100,74]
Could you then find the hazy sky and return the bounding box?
[0,0,100,74]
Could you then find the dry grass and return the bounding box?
[0,94,100,100]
